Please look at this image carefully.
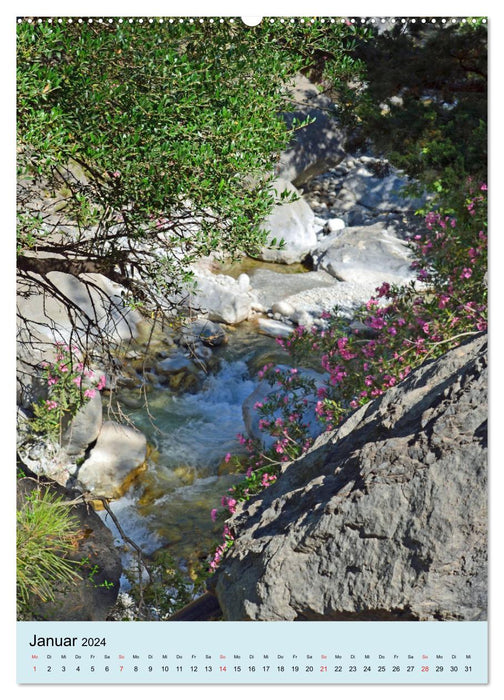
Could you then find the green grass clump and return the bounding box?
[17,486,82,617]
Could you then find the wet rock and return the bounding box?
[156,353,196,375]
[179,319,227,348]
[255,318,293,338]
[165,370,201,394]
[213,335,488,622]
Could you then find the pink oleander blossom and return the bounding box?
[97,375,106,390]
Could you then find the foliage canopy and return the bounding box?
[17,19,368,363]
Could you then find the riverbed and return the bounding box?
[98,319,291,576]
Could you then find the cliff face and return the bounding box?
[212,334,488,621]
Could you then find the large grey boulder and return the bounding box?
[311,222,416,287]
[258,179,317,264]
[276,74,346,186]
[212,334,487,621]
[17,271,143,407]
[77,421,147,499]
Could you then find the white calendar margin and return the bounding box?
[4,1,501,697]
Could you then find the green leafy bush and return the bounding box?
[17,18,369,361]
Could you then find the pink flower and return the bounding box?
[210,508,218,522]
[97,375,106,390]
[226,498,237,513]
[47,376,58,386]
[72,376,82,387]
[224,453,231,463]
[84,388,96,399]
[376,282,390,297]
[460,267,472,279]
[45,400,58,410]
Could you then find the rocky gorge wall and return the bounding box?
[211,334,487,622]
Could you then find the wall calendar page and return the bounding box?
[14,6,489,689]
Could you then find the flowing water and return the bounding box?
[98,322,288,573]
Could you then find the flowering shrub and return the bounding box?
[286,183,487,424]
[31,343,106,442]
[208,181,487,572]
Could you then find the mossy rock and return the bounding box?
[173,465,197,486]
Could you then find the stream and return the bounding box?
[98,320,290,578]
